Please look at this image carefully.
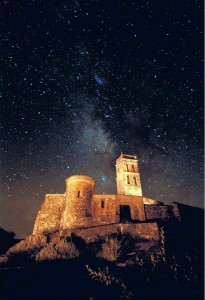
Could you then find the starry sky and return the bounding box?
[1,0,203,238]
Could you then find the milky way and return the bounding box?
[1,1,203,238]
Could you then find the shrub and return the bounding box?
[55,239,79,259]
[35,244,58,261]
[97,235,126,262]
[35,238,79,261]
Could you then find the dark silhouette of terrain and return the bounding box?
[0,204,204,300]
[0,228,21,255]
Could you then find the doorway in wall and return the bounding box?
[120,205,131,223]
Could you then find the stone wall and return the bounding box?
[33,194,65,234]
[33,193,151,234]
[32,189,179,235]
[60,222,159,243]
[62,175,95,229]
[120,223,159,240]
[92,195,117,224]
[171,202,181,220]
[92,194,146,224]
[116,195,146,221]
[145,204,176,220]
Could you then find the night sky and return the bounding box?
[1,0,203,238]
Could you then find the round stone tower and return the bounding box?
[61,174,95,229]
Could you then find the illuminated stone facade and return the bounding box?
[116,154,142,196]
[33,153,180,235]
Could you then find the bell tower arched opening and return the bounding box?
[116,153,142,196]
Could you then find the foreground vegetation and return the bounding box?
[0,221,203,300]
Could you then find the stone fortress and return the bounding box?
[33,153,180,239]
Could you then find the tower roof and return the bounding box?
[65,174,95,184]
[117,153,138,161]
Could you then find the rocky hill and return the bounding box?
[0,204,203,300]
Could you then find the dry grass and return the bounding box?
[85,264,134,299]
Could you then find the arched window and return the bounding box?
[127,175,130,184]
[101,200,105,208]
[133,177,137,185]
[132,165,135,172]
[77,191,80,197]
[126,164,129,171]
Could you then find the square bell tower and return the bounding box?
[116,153,142,196]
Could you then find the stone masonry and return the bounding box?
[33,153,180,236]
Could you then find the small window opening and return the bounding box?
[101,200,105,208]
[77,191,80,197]
[126,164,129,171]
[133,177,137,185]
[127,175,130,184]
[132,165,135,172]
